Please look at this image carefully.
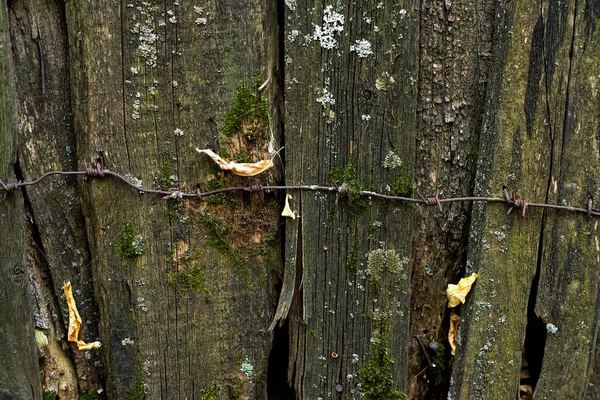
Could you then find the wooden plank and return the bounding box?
[448,1,562,398]
[7,0,102,395]
[281,1,418,397]
[535,3,600,397]
[408,0,496,396]
[66,0,279,397]
[0,1,41,398]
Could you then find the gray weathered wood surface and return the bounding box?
[1,0,600,399]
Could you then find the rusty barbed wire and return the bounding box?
[1,162,599,218]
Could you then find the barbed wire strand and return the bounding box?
[1,164,599,218]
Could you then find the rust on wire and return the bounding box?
[1,166,600,218]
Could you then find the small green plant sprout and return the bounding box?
[115,219,145,257]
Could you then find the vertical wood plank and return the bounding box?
[449,0,560,398]
[0,1,41,398]
[66,0,279,397]
[281,1,418,397]
[535,2,600,397]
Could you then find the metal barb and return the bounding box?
[0,167,599,219]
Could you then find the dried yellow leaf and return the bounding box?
[448,311,460,355]
[196,148,273,176]
[281,194,295,219]
[446,273,479,307]
[63,281,102,350]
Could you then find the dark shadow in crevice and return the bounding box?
[267,320,296,400]
[519,224,547,399]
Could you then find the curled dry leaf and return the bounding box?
[63,282,102,350]
[446,272,479,307]
[281,194,295,219]
[448,311,460,356]
[196,148,274,177]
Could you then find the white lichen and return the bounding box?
[383,151,402,169]
[174,128,184,137]
[361,114,371,121]
[124,173,143,187]
[316,87,335,106]
[194,6,208,25]
[313,5,345,49]
[240,358,254,379]
[546,323,558,334]
[285,0,297,11]
[350,39,373,58]
[121,337,135,346]
[130,67,139,75]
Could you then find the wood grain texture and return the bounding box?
[0,1,41,398]
[535,1,600,397]
[449,0,553,398]
[7,0,102,395]
[282,1,417,397]
[66,0,279,397]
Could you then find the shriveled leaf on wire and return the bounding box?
[63,282,101,350]
[446,273,479,307]
[448,311,460,355]
[196,148,278,177]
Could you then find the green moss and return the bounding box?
[366,248,408,289]
[197,211,257,285]
[359,314,406,399]
[199,211,229,250]
[124,375,146,400]
[115,219,145,257]
[429,343,447,385]
[347,239,361,270]
[233,151,252,163]
[206,178,226,205]
[388,165,415,197]
[155,166,182,219]
[167,262,211,301]
[221,79,269,139]
[200,383,219,400]
[264,231,279,246]
[225,378,245,399]
[329,159,370,215]
[43,391,57,400]
[218,147,231,159]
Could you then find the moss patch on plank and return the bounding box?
[221,77,269,140]
[167,260,211,301]
[347,238,361,270]
[366,248,409,289]
[200,383,219,400]
[330,159,370,215]
[115,219,145,257]
[359,313,406,399]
